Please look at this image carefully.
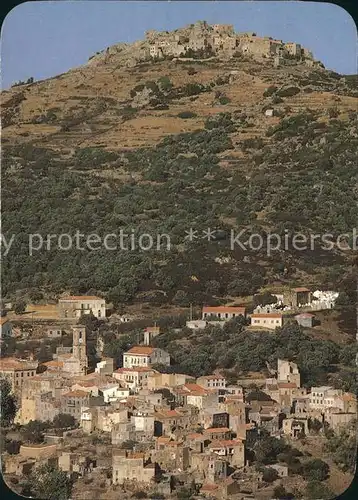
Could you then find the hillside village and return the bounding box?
[1,19,358,500]
[1,284,357,499]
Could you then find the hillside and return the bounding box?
[2,23,358,308]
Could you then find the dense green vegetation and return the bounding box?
[0,379,17,426]
[2,87,357,310]
[153,320,357,389]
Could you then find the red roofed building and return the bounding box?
[123,345,170,369]
[0,357,38,392]
[202,306,246,321]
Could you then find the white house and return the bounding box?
[250,313,283,329]
[202,306,246,321]
[123,346,170,369]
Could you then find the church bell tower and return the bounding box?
[72,326,88,375]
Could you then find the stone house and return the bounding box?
[111,421,136,445]
[271,463,289,477]
[58,295,106,319]
[131,411,155,434]
[35,392,61,422]
[284,42,302,57]
[154,408,193,436]
[197,374,226,390]
[96,406,129,433]
[204,427,231,441]
[175,383,218,410]
[282,416,309,438]
[286,287,311,307]
[46,327,63,339]
[58,451,93,476]
[0,357,38,392]
[112,449,157,485]
[324,409,356,430]
[113,366,155,391]
[277,359,301,387]
[208,438,245,468]
[153,437,190,471]
[147,372,191,391]
[295,312,315,327]
[61,390,104,421]
[143,325,160,345]
[95,358,114,375]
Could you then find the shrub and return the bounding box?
[177,111,198,119]
[187,67,197,75]
[218,95,231,105]
[277,86,301,97]
[263,85,278,97]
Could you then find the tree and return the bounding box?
[305,481,333,500]
[0,379,17,426]
[29,290,43,303]
[172,290,189,307]
[302,458,329,481]
[324,419,357,473]
[52,413,76,429]
[273,485,294,499]
[253,292,278,308]
[308,417,322,434]
[4,439,21,455]
[30,464,73,500]
[262,466,279,483]
[14,300,26,315]
[21,420,50,443]
[254,435,288,465]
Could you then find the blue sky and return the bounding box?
[1,1,357,88]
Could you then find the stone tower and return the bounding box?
[72,326,88,375]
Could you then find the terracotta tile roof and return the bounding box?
[59,296,103,301]
[204,427,230,433]
[62,390,89,398]
[203,306,246,314]
[209,439,243,448]
[278,382,297,389]
[251,313,283,318]
[43,360,64,369]
[186,433,204,440]
[292,287,310,292]
[0,357,37,371]
[200,483,219,491]
[183,383,209,395]
[125,346,155,355]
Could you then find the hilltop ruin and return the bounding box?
[88,21,323,69]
